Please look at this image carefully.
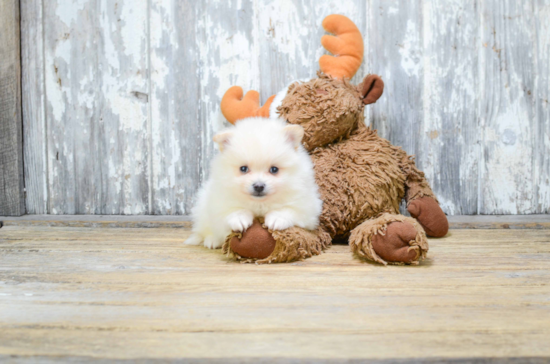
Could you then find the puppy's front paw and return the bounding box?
[203,236,222,249]
[184,234,202,246]
[227,210,254,232]
[265,211,294,231]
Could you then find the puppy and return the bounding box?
[185,117,322,249]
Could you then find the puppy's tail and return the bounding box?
[184,233,203,246]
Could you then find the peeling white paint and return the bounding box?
[22,0,550,215]
[399,20,421,77]
[55,0,87,26]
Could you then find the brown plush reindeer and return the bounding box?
[220,15,448,265]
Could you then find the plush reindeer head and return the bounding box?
[220,14,383,151]
[277,15,384,151]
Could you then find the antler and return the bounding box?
[319,14,364,80]
[220,86,275,125]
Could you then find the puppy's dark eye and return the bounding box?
[269,166,279,174]
[240,166,248,173]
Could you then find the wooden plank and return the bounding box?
[446,214,550,229]
[0,0,24,216]
[418,1,479,214]
[2,357,550,364]
[367,0,423,158]
[0,226,549,360]
[21,0,48,214]
[149,0,201,215]
[534,0,550,213]
[43,0,150,214]
[478,1,539,214]
[1,214,550,229]
[0,214,192,228]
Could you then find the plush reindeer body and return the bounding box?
[311,124,414,238]
[219,15,448,265]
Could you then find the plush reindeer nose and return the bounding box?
[253,183,265,193]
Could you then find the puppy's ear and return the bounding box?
[283,125,304,150]
[213,131,233,151]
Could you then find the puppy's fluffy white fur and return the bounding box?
[186,117,322,249]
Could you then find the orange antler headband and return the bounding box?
[319,14,364,80]
[220,86,275,125]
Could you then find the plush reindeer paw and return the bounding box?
[370,222,422,264]
[228,219,277,259]
[349,214,429,265]
[407,197,449,237]
[223,219,331,264]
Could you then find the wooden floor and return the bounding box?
[1,225,549,362]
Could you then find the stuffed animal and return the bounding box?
[220,14,448,265]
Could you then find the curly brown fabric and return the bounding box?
[349,213,428,265]
[277,73,364,151]
[223,219,331,264]
[310,125,411,238]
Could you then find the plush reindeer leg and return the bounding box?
[399,155,449,238]
[349,213,428,265]
[223,219,331,264]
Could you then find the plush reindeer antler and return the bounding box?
[220,86,275,125]
[319,14,364,80]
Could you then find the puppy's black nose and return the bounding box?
[253,183,265,193]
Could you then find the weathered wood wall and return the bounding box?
[0,0,25,216]
[20,0,550,215]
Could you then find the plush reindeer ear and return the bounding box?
[361,75,384,105]
[360,74,384,105]
[213,131,233,151]
[283,125,304,150]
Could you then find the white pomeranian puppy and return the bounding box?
[185,117,322,249]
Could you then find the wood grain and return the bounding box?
[419,0,479,215]
[367,0,423,159]
[533,0,550,213]
[1,214,550,229]
[0,226,549,361]
[0,0,24,216]
[479,1,539,214]
[42,0,150,214]
[21,0,48,214]
[20,0,550,215]
[149,0,200,215]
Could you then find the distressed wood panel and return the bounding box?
[1,226,550,359]
[479,0,540,214]
[534,0,550,213]
[367,0,424,158]
[21,0,47,214]
[418,1,479,214]
[43,0,150,214]
[2,214,550,229]
[20,0,550,215]
[0,0,25,216]
[149,0,201,215]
